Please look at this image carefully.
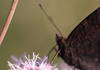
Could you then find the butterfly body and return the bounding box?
[56,7,100,70]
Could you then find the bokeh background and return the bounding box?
[0,0,100,70]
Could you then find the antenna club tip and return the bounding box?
[38,3,42,7]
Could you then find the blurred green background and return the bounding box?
[0,0,100,69]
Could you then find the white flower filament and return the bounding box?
[8,53,58,70]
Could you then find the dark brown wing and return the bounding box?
[56,7,100,70]
[66,7,100,70]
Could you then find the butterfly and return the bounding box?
[56,7,100,70]
[39,4,100,70]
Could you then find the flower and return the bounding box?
[59,61,80,70]
[8,53,58,70]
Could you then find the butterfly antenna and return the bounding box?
[38,3,61,63]
[38,3,63,37]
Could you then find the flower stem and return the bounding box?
[0,0,19,46]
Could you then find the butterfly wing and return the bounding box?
[56,7,100,70]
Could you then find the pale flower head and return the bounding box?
[8,53,58,70]
[59,61,80,70]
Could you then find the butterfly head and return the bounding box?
[56,34,67,57]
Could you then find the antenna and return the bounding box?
[38,3,62,63]
[38,3,63,37]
